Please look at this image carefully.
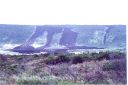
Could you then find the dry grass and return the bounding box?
[0,51,126,84]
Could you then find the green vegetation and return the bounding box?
[16,75,42,84]
[57,80,77,85]
[102,61,113,71]
[91,79,109,84]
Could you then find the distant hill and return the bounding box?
[0,24,126,49]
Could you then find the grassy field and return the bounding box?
[0,51,126,85]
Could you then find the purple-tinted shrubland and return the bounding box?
[0,51,126,84]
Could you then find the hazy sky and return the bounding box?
[0,0,127,25]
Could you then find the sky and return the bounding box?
[0,0,127,25]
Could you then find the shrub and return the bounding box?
[112,59,126,71]
[89,52,100,60]
[45,55,70,65]
[102,61,114,71]
[71,56,83,64]
[44,57,55,64]
[15,56,23,62]
[34,54,39,58]
[97,53,110,61]
[0,62,22,74]
[102,59,126,71]
[83,56,91,61]
[89,52,110,61]
[57,55,70,63]
[79,54,91,61]
[43,53,50,57]
[109,52,126,60]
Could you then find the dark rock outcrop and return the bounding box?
[12,45,36,53]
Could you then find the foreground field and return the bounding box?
[0,51,126,85]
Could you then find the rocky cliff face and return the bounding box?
[103,25,126,48]
[0,25,126,53]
